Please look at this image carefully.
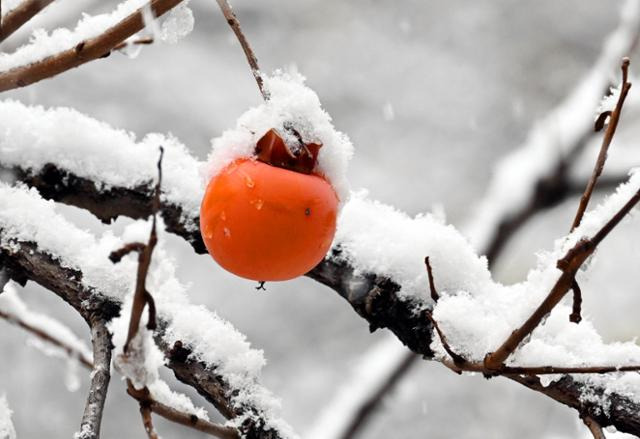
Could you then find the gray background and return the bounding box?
[1,1,638,438]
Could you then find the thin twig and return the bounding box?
[0,0,185,93]
[0,309,93,368]
[426,312,466,367]
[424,257,439,302]
[442,358,640,376]
[127,384,240,439]
[583,415,607,439]
[569,280,583,323]
[214,0,268,101]
[0,0,56,43]
[119,147,163,352]
[112,37,154,52]
[485,187,640,371]
[78,318,112,439]
[571,58,632,230]
[139,400,160,439]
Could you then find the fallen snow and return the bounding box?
[205,69,354,203]
[0,395,16,439]
[0,183,297,438]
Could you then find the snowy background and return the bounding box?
[1,0,640,438]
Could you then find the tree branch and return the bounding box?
[77,317,112,439]
[571,58,632,230]
[0,0,185,92]
[0,237,288,439]
[0,0,55,43]
[127,384,240,439]
[4,173,640,435]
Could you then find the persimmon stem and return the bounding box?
[214,0,268,101]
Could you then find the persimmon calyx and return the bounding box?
[255,128,322,174]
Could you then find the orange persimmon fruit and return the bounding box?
[200,128,339,281]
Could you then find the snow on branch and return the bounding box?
[0,184,296,439]
[4,100,640,434]
[0,0,191,92]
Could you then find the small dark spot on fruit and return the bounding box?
[305,208,311,216]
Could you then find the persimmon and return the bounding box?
[200,129,339,281]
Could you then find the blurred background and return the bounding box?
[1,0,640,438]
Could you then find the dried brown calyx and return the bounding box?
[255,127,322,174]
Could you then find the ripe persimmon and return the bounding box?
[200,129,339,281]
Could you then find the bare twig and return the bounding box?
[139,400,160,439]
[0,309,93,368]
[571,58,632,230]
[112,37,154,52]
[77,318,112,439]
[426,312,466,367]
[583,415,607,439]
[0,0,185,92]
[485,186,640,371]
[0,0,56,43]
[115,147,163,352]
[214,0,267,101]
[424,257,439,302]
[127,384,240,439]
[569,279,583,324]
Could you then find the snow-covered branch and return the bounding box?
[3,101,640,435]
[0,0,188,92]
[0,184,295,439]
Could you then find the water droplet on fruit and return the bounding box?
[203,226,213,239]
[223,227,231,238]
[220,211,227,221]
[251,199,264,210]
[242,173,255,188]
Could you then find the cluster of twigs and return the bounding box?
[1,1,640,439]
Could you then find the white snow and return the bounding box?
[0,0,191,73]
[333,190,492,301]
[0,184,297,438]
[0,100,203,222]
[464,0,640,251]
[0,395,16,439]
[205,69,354,204]
[159,2,194,44]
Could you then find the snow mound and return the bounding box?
[205,69,354,203]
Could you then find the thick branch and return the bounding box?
[0,0,185,92]
[0,0,55,43]
[7,163,640,434]
[0,239,285,439]
[77,318,112,439]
